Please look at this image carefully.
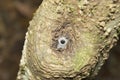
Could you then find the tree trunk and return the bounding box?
[17,0,120,80]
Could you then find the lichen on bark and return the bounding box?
[17,0,120,80]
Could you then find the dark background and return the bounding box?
[0,0,120,80]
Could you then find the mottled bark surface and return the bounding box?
[17,0,120,80]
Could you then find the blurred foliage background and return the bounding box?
[0,0,120,80]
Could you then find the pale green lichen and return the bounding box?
[73,31,98,72]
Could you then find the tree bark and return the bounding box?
[17,0,120,80]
